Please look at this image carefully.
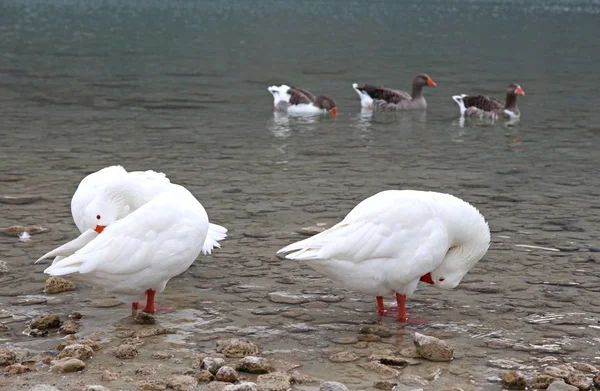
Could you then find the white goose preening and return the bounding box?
[36,173,227,316]
[268,85,337,116]
[277,190,490,322]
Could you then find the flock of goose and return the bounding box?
[269,73,525,121]
[35,165,491,322]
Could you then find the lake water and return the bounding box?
[1,1,600,390]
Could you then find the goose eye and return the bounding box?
[438,277,445,282]
[96,215,101,220]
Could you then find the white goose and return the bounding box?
[36,176,227,316]
[278,190,490,322]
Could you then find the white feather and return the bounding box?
[352,83,374,109]
[452,94,468,116]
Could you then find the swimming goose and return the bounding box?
[452,84,525,120]
[277,190,490,322]
[352,74,436,110]
[268,85,337,116]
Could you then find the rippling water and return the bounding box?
[1,1,600,390]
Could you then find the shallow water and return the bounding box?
[1,0,600,390]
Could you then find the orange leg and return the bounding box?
[132,302,139,317]
[142,289,156,314]
[396,293,407,322]
[376,296,385,315]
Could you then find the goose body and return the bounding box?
[352,74,436,111]
[278,190,490,321]
[452,84,525,120]
[268,85,337,116]
[37,174,227,315]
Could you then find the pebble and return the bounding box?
[167,375,198,391]
[44,277,76,294]
[196,369,215,382]
[223,382,258,391]
[69,311,82,319]
[547,381,579,391]
[51,357,86,373]
[57,343,94,360]
[236,356,272,374]
[202,357,226,374]
[256,372,292,391]
[0,347,17,366]
[502,371,527,389]
[413,333,454,362]
[320,381,349,391]
[3,363,34,375]
[137,380,167,391]
[59,319,80,334]
[0,260,8,273]
[216,338,259,357]
[30,314,61,329]
[328,351,359,363]
[374,381,398,391]
[216,366,239,383]
[115,344,138,359]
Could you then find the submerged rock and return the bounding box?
[236,356,272,374]
[368,354,410,367]
[502,371,527,389]
[216,338,259,358]
[30,314,61,329]
[359,325,393,338]
[328,351,359,363]
[0,348,17,366]
[530,375,562,389]
[359,361,400,378]
[4,363,34,375]
[202,357,226,374]
[320,381,349,391]
[59,320,80,334]
[223,382,258,391]
[57,343,93,361]
[78,338,102,352]
[196,370,215,382]
[137,380,167,391]
[216,366,239,383]
[44,277,76,294]
[566,370,591,390]
[547,381,579,391]
[256,372,292,391]
[268,291,311,304]
[115,344,138,359]
[374,380,398,391]
[413,333,453,362]
[51,357,86,373]
[167,375,197,391]
[84,386,110,391]
[134,312,156,324]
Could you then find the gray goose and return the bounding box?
[452,84,525,120]
[267,85,337,116]
[352,74,437,110]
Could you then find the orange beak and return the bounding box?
[427,77,437,87]
[330,107,337,116]
[94,225,106,234]
[515,86,525,96]
[419,273,434,285]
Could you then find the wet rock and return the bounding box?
[329,351,359,363]
[359,325,393,338]
[69,311,82,320]
[595,372,600,386]
[44,277,76,294]
[368,354,410,367]
[236,356,272,374]
[0,347,17,366]
[137,380,167,391]
[502,371,527,389]
[256,372,292,391]
[0,195,41,204]
[566,370,591,390]
[290,370,314,384]
[30,314,61,329]
[216,366,238,383]
[10,297,46,305]
[268,291,311,304]
[320,381,349,391]
[85,386,110,391]
[216,338,259,358]
[488,359,522,369]
[359,361,400,378]
[78,338,102,352]
[115,344,138,359]
[357,333,381,342]
[572,363,597,373]
[4,363,34,375]
[331,336,359,345]
[51,357,86,373]
[530,375,561,389]
[399,345,421,358]
[29,386,62,391]
[101,370,120,381]
[413,333,453,362]
[547,381,579,391]
[134,312,156,324]
[0,261,8,273]
[196,370,215,382]
[152,352,175,360]
[544,366,570,379]
[90,298,122,308]
[397,374,428,386]
[136,327,176,338]
[59,320,79,334]
[167,375,197,391]
[374,380,398,391]
[223,382,258,391]
[57,343,94,360]
[202,357,226,374]
[23,327,49,337]
[117,329,135,338]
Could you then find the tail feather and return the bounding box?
[44,254,84,276]
[35,229,98,264]
[452,94,468,116]
[202,223,228,255]
[277,236,323,261]
[352,83,373,108]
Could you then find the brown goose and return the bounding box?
[267,84,337,116]
[452,84,525,120]
[352,74,437,110]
